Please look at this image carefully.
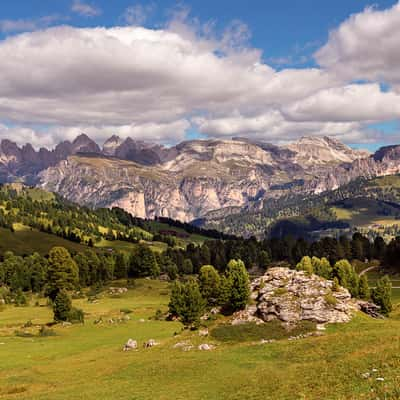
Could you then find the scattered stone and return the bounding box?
[139,318,145,323]
[210,307,221,315]
[109,287,128,295]
[231,305,264,325]
[198,343,215,351]
[316,324,326,331]
[361,372,370,379]
[198,328,209,337]
[173,341,193,351]
[61,321,72,327]
[376,377,385,382]
[260,339,276,344]
[357,301,384,319]
[143,339,158,348]
[123,339,137,351]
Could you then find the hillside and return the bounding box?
[0,184,221,256]
[200,174,400,239]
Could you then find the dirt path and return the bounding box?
[359,265,379,276]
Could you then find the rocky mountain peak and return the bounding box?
[71,133,101,154]
[102,135,123,156]
[285,135,369,167]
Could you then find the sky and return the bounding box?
[0,0,399,151]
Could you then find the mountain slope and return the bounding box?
[3,133,400,224]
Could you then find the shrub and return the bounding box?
[68,307,85,324]
[324,292,337,307]
[273,287,288,297]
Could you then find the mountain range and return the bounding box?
[2,133,400,227]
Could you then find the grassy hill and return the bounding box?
[0,184,215,256]
[1,279,400,399]
[0,226,88,256]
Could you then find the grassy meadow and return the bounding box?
[1,278,400,400]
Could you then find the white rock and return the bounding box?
[123,339,137,351]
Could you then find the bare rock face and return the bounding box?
[250,267,358,324]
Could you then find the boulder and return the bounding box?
[123,339,137,351]
[198,343,215,351]
[198,328,209,337]
[249,267,359,325]
[143,339,157,348]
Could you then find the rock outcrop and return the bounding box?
[248,267,359,324]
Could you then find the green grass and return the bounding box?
[147,221,210,245]
[211,320,316,343]
[0,226,88,256]
[1,281,400,400]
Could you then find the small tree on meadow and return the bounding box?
[198,265,220,305]
[169,278,205,328]
[224,259,250,312]
[46,247,79,301]
[53,290,72,322]
[371,275,392,315]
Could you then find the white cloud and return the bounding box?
[0,3,399,148]
[0,15,63,33]
[71,1,101,17]
[283,84,400,122]
[316,2,400,89]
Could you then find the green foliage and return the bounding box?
[332,277,340,292]
[296,256,313,275]
[333,259,359,297]
[68,307,85,324]
[53,290,72,322]
[168,278,205,327]
[324,292,337,307]
[358,275,370,300]
[371,275,392,315]
[198,265,220,305]
[129,245,160,278]
[222,259,250,312]
[13,288,28,307]
[46,247,79,300]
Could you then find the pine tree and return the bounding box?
[199,265,220,305]
[168,278,205,328]
[224,259,250,312]
[182,259,194,275]
[358,274,370,300]
[371,275,392,315]
[53,290,72,322]
[46,247,79,300]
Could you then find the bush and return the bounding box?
[14,289,28,307]
[324,292,337,307]
[68,307,85,324]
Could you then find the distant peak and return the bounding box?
[72,133,93,144]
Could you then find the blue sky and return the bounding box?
[0,0,399,150]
